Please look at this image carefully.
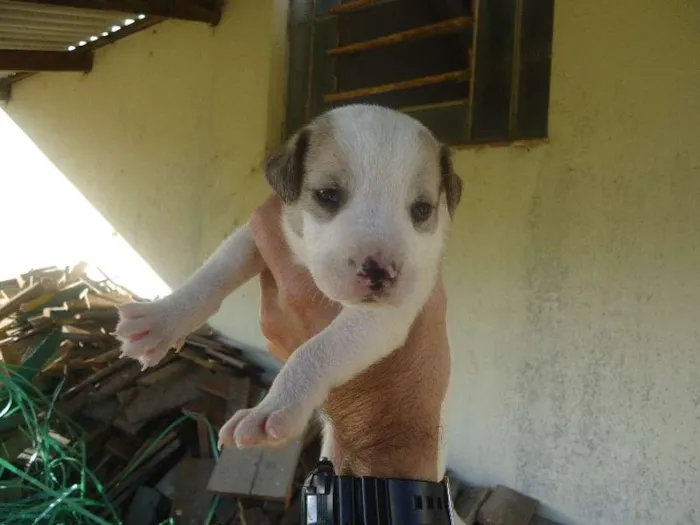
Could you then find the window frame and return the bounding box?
[284,0,554,147]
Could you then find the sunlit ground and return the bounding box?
[0,108,170,300]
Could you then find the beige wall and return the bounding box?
[6,0,700,523]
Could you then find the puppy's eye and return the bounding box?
[410,201,433,223]
[313,188,342,210]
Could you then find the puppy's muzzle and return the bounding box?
[356,256,398,292]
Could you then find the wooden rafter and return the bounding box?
[0,81,11,103]
[11,0,221,25]
[0,15,161,104]
[0,50,93,72]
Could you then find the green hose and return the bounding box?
[0,364,221,524]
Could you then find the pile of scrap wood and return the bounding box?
[1,263,559,525]
[447,476,562,525]
[0,263,319,524]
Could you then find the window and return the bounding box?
[285,0,555,146]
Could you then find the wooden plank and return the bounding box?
[0,50,92,72]
[124,486,170,525]
[17,330,61,381]
[214,498,239,524]
[17,282,89,323]
[0,279,55,319]
[123,369,205,423]
[73,308,119,323]
[182,393,227,428]
[0,344,22,365]
[207,446,263,496]
[55,384,98,419]
[172,458,215,524]
[110,439,182,506]
[252,439,303,502]
[248,384,267,408]
[122,429,178,478]
[88,361,142,403]
[226,379,251,418]
[206,439,303,502]
[195,414,212,458]
[117,386,142,407]
[328,17,472,57]
[202,346,248,369]
[20,290,61,313]
[477,485,538,525]
[84,347,121,364]
[325,70,468,103]
[240,507,272,525]
[14,0,221,24]
[106,436,137,461]
[178,346,221,372]
[82,396,119,423]
[112,415,147,435]
[0,77,11,103]
[62,357,132,397]
[137,359,189,386]
[453,486,491,524]
[196,371,250,407]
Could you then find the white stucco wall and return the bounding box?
[5,0,700,523]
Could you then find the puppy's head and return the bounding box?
[265,105,462,307]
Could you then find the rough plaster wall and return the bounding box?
[443,1,700,524]
[5,0,700,523]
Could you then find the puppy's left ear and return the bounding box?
[439,145,463,216]
[264,128,311,204]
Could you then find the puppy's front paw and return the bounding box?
[115,297,189,369]
[218,395,311,450]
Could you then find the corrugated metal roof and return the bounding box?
[0,1,220,101]
[0,0,144,52]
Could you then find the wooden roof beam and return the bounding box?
[12,0,221,25]
[0,81,11,103]
[0,50,93,72]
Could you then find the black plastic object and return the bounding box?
[301,458,455,525]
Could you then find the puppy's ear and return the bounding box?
[264,128,311,204]
[439,145,463,217]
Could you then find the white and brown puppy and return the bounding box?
[115,104,462,489]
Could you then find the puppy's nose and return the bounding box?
[356,256,398,291]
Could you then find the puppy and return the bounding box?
[115,104,462,486]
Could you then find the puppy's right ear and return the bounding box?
[264,128,311,204]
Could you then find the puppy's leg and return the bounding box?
[320,415,342,466]
[219,304,418,449]
[115,224,264,369]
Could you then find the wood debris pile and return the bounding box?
[0,263,318,525]
[1,263,559,525]
[447,477,563,525]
